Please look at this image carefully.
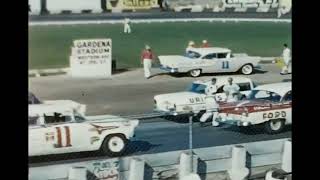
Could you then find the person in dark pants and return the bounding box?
[158,0,163,10]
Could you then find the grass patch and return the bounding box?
[29,21,291,69]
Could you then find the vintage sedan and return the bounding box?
[29,92,86,116]
[216,82,292,134]
[29,105,139,157]
[154,76,256,115]
[158,47,261,77]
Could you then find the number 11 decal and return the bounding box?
[55,126,72,148]
[222,61,229,69]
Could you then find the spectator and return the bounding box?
[141,45,155,79]
[201,40,210,48]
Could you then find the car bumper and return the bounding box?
[160,65,179,73]
[216,117,252,126]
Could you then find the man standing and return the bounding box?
[123,18,131,34]
[185,41,196,58]
[223,77,240,102]
[141,45,154,79]
[200,78,220,127]
[201,40,210,48]
[280,43,292,75]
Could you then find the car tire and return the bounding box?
[189,69,201,77]
[240,64,254,75]
[264,119,285,134]
[100,134,128,157]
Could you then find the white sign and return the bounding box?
[70,39,112,78]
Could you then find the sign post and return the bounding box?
[69,39,112,78]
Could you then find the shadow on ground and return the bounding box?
[29,140,160,164]
[221,124,292,135]
[112,68,130,75]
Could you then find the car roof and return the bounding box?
[193,76,252,86]
[254,82,292,97]
[29,104,74,116]
[188,47,231,54]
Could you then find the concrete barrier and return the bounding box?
[228,145,249,180]
[68,166,87,180]
[128,158,145,180]
[29,0,41,15]
[46,0,102,14]
[281,140,291,173]
[29,138,290,180]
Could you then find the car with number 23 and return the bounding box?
[158,47,261,77]
[29,105,139,157]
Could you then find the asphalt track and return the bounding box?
[29,64,292,116]
[29,117,291,167]
[29,9,291,22]
[29,64,292,166]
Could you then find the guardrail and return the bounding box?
[29,138,291,180]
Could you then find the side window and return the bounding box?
[237,83,252,91]
[216,85,225,93]
[217,53,228,59]
[44,113,72,124]
[29,116,39,126]
[282,91,292,102]
[202,53,217,59]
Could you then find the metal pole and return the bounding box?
[189,114,193,172]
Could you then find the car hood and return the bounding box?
[154,91,204,105]
[219,99,273,114]
[85,115,139,128]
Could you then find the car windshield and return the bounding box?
[187,83,206,94]
[28,92,41,104]
[185,51,201,59]
[248,90,282,102]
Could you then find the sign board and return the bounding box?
[88,159,120,180]
[107,0,158,10]
[70,39,112,78]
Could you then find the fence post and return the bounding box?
[128,158,145,180]
[228,145,249,180]
[281,139,292,173]
[68,166,87,180]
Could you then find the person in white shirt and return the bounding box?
[185,41,196,58]
[280,43,292,75]
[124,18,131,34]
[200,78,220,127]
[223,77,240,102]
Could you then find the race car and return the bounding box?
[158,47,261,77]
[154,76,256,115]
[29,92,86,116]
[29,105,139,157]
[216,82,291,134]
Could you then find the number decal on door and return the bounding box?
[54,126,72,148]
[222,61,229,69]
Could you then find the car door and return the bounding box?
[281,91,292,124]
[200,53,220,73]
[216,53,234,72]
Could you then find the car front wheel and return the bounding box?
[240,64,253,75]
[189,69,201,77]
[264,119,285,134]
[100,134,127,156]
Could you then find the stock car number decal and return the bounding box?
[263,111,286,119]
[189,97,204,103]
[54,126,72,148]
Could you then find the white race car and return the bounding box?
[158,47,261,77]
[29,105,139,157]
[216,82,292,134]
[154,76,256,115]
[29,92,86,116]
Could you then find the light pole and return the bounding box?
[183,105,194,173]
